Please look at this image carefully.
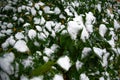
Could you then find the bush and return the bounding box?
[0,0,120,80]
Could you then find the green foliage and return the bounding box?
[0,0,120,80]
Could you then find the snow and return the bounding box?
[57,56,71,71]
[1,25,7,29]
[65,8,73,16]
[99,77,104,80]
[43,6,54,14]
[21,5,26,10]
[12,16,18,21]
[97,3,101,12]
[15,32,24,40]
[18,18,24,23]
[43,29,49,37]
[82,47,92,58]
[45,21,53,32]
[14,40,29,53]
[40,17,45,25]
[43,56,49,62]
[34,41,40,47]
[34,17,41,24]
[23,23,30,27]
[81,28,89,42]
[99,24,107,37]
[107,9,114,19]
[108,39,115,48]
[38,2,45,6]
[114,19,120,30]
[0,52,15,75]
[35,3,40,10]
[80,73,89,80]
[53,74,64,80]
[28,29,37,39]
[54,22,62,32]
[30,76,43,80]
[85,12,96,25]
[22,56,33,68]
[36,51,42,56]
[67,21,82,40]
[7,36,16,46]
[76,60,83,71]
[31,7,36,16]
[2,36,16,49]
[6,29,13,35]
[93,47,105,59]
[0,71,10,80]
[2,40,9,49]
[7,23,13,28]
[38,32,47,40]
[43,47,54,57]
[0,32,5,37]
[101,52,109,67]
[54,7,61,14]
[18,7,22,12]
[38,10,42,16]
[59,14,66,19]
[51,30,56,38]
[20,75,28,80]
[86,24,93,33]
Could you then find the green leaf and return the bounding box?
[31,61,55,76]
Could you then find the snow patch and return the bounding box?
[14,40,29,53]
[43,56,49,62]
[53,74,64,80]
[43,48,54,57]
[43,6,54,14]
[82,47,92,58]
[93,47,106,59]
[15,32,24,40]
[54,7,61,14]
[35,25,42,32]
[20,75,28,80]
[22,56,33,68]
[80,73,89,80]
[34,17,41,24]
[97,3,101,12]
[28,29,37,39]
[31,7,36,16]
[99,77,104,80]
[0,71,10,80]
[30,76,43,80]
[0,52,15,75]
[81,28,89,42]
[67,21,82,40]
[99,24,107,37]
[114,19,120,30]
[57,56,71,71]
[76,60,83,71]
